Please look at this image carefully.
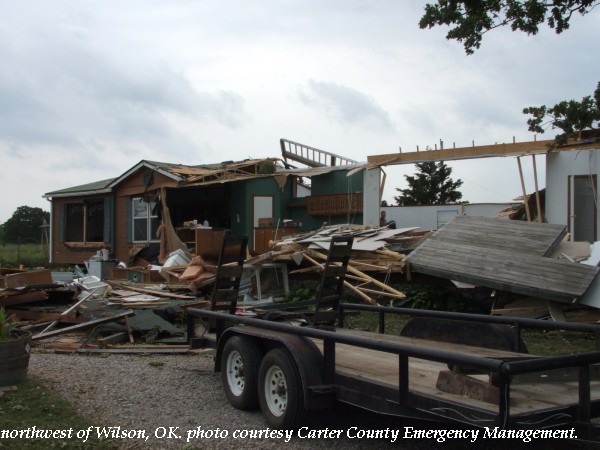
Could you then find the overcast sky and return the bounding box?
[1,1,599,223]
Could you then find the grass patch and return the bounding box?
[0,379,118,449]
[0,243,48,268]
[523,329,596,356]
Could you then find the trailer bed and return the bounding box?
[187,306,600,437]
[313,328,600,416]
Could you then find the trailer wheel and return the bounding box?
[221,336,261,410]
[258,348,306,429]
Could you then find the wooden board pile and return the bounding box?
[254,224,421,305]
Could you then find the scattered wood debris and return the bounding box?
[1,223,415,352]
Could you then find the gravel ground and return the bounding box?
[27,350,597,450]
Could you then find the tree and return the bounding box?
[394,161,464,206]
[420,1,599,141]
[523,82,600,144]
[419,0,599,55]
[1,206,50,244]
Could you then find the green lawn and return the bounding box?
[0,243,48,269]
[0,379,118,449]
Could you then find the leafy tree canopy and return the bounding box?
[394,161,464,206]
[523,82,600,143]
[420,1,599,142]
[1,206,50,244]
[419,0,599,55]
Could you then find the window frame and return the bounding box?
[131,197,160,243]
[63,199,106,245]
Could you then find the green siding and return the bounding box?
[309,171,364,226]
[311,171,363,196]
[237,177,295,248]
[229,183,247,237]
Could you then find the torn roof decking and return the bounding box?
[428,216,567,257]
[405,216,599,303]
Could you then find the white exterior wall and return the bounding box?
[363,167,382,226]
[546,149,600,235]
[381,203,515,231]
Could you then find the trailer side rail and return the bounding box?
[187,307,600,433]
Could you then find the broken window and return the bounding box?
[132,197,160,243]
[86,200,105,241]
[64,200,105,243]
[65,203,84,242]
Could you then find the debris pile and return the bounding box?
[1,224,415,352]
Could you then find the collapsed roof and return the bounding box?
[405,216,600,304]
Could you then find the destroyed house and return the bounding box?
[368,131,600,241]
[43,157,379,265]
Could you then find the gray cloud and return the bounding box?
[0,21,246,155]
[300,80,395,131]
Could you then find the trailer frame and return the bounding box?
[187,304,600,440]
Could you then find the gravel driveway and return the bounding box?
[28,351,596,450]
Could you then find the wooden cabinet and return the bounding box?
[195,228,227,259]
[175,227,196,245]
[253,227,297,254]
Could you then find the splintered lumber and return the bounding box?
[345,265,406,299]
[301,252,377,303]
[5,309,81,324]
[96,332,129,348]
[32,310,135,341]
[107,281,195,299]
[39,294,90,334]
[305,249,405,302]
[343,277,405,299]
[342,280,377,304]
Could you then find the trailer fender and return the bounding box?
[216,326,331,410]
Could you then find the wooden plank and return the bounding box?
[5,309,80,324]
[0,291,48,307]
[367,139,555,166]
[428,216,566,256]
[39,294,90,334]
[517,156,532,221]
[436,370,499,404]
[1,269,53,288]
[406,240,598,302]
[32,310,135,341]
[96,332,129,348]
[419,246,596,294]
[410,240,596,286]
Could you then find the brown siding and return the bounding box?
[50,195,110,265]
[112,170,178,262]
[50,167,178,265]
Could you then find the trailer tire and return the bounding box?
[258,348,306,429]
[221,336,261,410]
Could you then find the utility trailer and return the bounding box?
[187,306,600,439]
[186,233,600,441]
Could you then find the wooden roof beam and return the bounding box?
[367,139,555,166]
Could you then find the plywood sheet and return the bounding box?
[428,216,566,256]
[407,240,599,302]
